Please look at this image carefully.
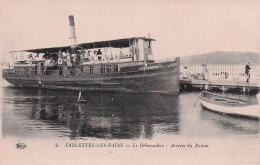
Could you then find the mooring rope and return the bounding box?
[159,63,166,70]
[194,95,200,107]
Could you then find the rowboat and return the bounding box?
[199,91,260,119]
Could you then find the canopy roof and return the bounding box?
[12,37,155,54]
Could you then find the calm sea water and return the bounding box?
[1,86,259,140]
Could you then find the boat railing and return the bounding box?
[4,59,178,77]
[2,69,15,74]
[6,67,156,77]
[4,67,115,76]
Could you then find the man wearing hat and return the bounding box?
[245,62,251,83]
[182,66,189,79]
[202,64,209,81]
[97,49,102,55]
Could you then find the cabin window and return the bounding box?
[15,67,31,75]
[100,65,112,74]
[101,65,106,74]
[34,66,38,75]
[83,66,93,74]
[113,65,118,73]
[90,66,93,74]
[106,65,111,73]
[15,67,21,75]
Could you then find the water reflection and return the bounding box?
[2,88,259,139]
[3,87,180,139]
[200,109,259,135]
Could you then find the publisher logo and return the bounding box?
[16,143,27,149]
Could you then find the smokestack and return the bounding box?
[69,15,77,53]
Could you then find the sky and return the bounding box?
[1,0,260,64]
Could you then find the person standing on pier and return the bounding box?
[202,64,209,81]
[182,66,189,79]
[245,62,251,83]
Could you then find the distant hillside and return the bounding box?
[180,51,259,64]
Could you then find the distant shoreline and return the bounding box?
[180,51,259,64]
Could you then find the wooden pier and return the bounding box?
[179,64,260,93]
[180,79,260,93]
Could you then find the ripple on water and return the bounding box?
[2,87,259,140]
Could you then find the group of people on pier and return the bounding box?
[181,62,252,83]
[182,64,209,81]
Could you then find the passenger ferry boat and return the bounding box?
[2,16,180,94]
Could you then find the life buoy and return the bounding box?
[114,54,119,61]
[90,55,97,62]
[97,55,103,63]
[58,58,63,65]
[104,54,110,62]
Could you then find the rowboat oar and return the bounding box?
[194,95,200,107]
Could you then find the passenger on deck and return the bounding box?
[43,58,50,74]
[58,56,63,70]
[63,52,67,65]
[97,49,102,55]
[119,51,123,58]
[83,50,91,62]
[66,50,72,67]
[63,65,70,78]
[79,52,84,63]
[202,64,209,81]
[94,50,97,55]
[75,67,82,76]
[72,53,77,66]
[44,58,51,66]
[28,54,33,65]
[50,57,54,63]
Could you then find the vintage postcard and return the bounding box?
[1,0,259,165]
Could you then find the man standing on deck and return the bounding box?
[66,50,72,67]
[63,65,70,78]
[97,49,102,55]
[72,53,77,66]
[245,62,251,83]
[57,50,63,71]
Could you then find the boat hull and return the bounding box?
[199,92,260,119]
[3,63,179,94]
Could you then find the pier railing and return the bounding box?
[180,64,260,84]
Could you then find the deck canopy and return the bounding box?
[13,37,155,54]
[78,37,155,49]
[11,45,71,54]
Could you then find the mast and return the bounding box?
[69,15,77,53]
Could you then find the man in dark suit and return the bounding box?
[97,49,102,55]
[245,62,251,83]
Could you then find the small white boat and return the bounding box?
[199,91,260,119]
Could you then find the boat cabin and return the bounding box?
[10,37,155,76]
